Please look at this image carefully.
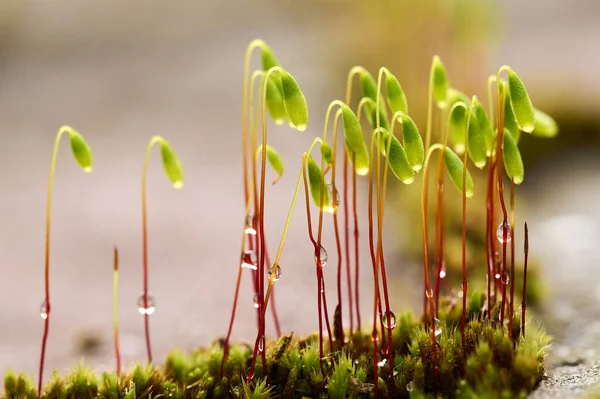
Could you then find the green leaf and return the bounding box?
[431,55,449,106]
[366,105,389,130]
[448,102,468,155]
[447,88,470,106]
[260,44,288,125]
[444,147,474,198]
[376,128,414,184]
[507,69,535,133]
[467,100,488,168]
[339,103,364,152]
[360,70,388,128]
[66,126,93,172]
[306,156,331,211]
[320,142,333,165]
[532,109,558,138]
[280,70,309,132]
[257,144,285,184]
[502,128,524,184]
[400,114,424,172]
[159,139,184,188]
[503,87,521,143]
[471,98,495,156]
[386,73,408,114]
[345,141,370,176]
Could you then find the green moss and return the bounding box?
[2,293,548,399]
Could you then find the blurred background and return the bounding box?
[0,0,598,395]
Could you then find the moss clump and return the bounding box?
[2,292,548,399]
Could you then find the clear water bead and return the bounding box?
[425,287,434,299]
[501,272,510,285]
[40,300,49,320]
[377,358,387,368]
[407,381,414,392]
[258,335,265,352]
[136,293,156,315]
[434,318,442,337]
[253,294,260,309]
[241,250,258,270]
[314,245,328,267]
[382,311,397,329]
[244,214,256,236]
[494,273,501,280]
[496,221,512,244]
[439,262,447,279]
[268,265,282,281]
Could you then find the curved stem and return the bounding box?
[38,126,75,395]
[141,135,165,363]
[113,247,121,375]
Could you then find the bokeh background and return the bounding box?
[0,1,598,396]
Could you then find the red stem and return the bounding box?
[343,155,354,334]
[352,154,361,330]
[522,222,529,337]
[496,87,509,328]
[265,245,282,338]
[485,161,493,319]
[509,180,516,338]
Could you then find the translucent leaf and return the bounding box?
[467,100,488,169]
[339,103,364,153]
[447,88,470,107]
[400,115,424,171]
[66,127,93,172]
[260,43,280,71]
[159,139,184,189]
[431,55,449,106]
[376,129,414,184]
[321,142,333,166]
[386,73,408,114]
[261,44,288,125]
[306,156,332,211]
[280,70,309,132]
[502,128,524,184]
[471,98,494,156]
[257,144,285,184]
[444,147,474,198]
[360,70,388,128]
[503,87,521,143]
[532,109,558,138]
[448,102,468,155]
[507,69,535,133]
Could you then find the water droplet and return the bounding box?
[268,265,281,281]
[253,294,260,309]
[241,250,258,270]
[314,245,328,267]
[501,272,510,285]
[494,273,501,280]
[496,221,512,244]
[425,287,434,299]
[136,293,156,315]
[327,182,340,212]
[246,367,254,382]
[519,304,523,312]
[406,381,414,392]
[434,318,442,337]
[258,335,265,352]
[382,311,397,329]
[439,262,447,279]
[40,300,49,320]
[377,358,387,368]
[245,214,256,236]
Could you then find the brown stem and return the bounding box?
[485,161,494,319]
[113,247,121,375]
[433,156,445,315]
[509,180,516,338]
[496,85,509,328]
[352,153,361,329]
[522,222,529,337]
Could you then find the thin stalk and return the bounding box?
[343,155,354,334]
[509,179,516,338]
[421,143,444,386]
[485,161,493,318]
[352,154,361,329]
[522,222,529,337]
[264,244,282,338]
[495,73,509,327]
[490,160,499,302]
[141,135,167,363]
[113,247,121,375]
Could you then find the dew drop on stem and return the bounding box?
[314,245,328,267]
[425,287,434,299]
[496,221,512,243]
[439,262,447,278]
[377,358,387,368]
[434,317,442,336]
[382,311,397,329]
[327,182,340,211]
[407,381,414,392]
[268,265,282,281]
[40,300,48,320]
[258,335,265,352]
[501,272,510,285]
[244,213,256,236]
[253,294,259,309]
[136,292,156,315]
[241,250,258,270]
